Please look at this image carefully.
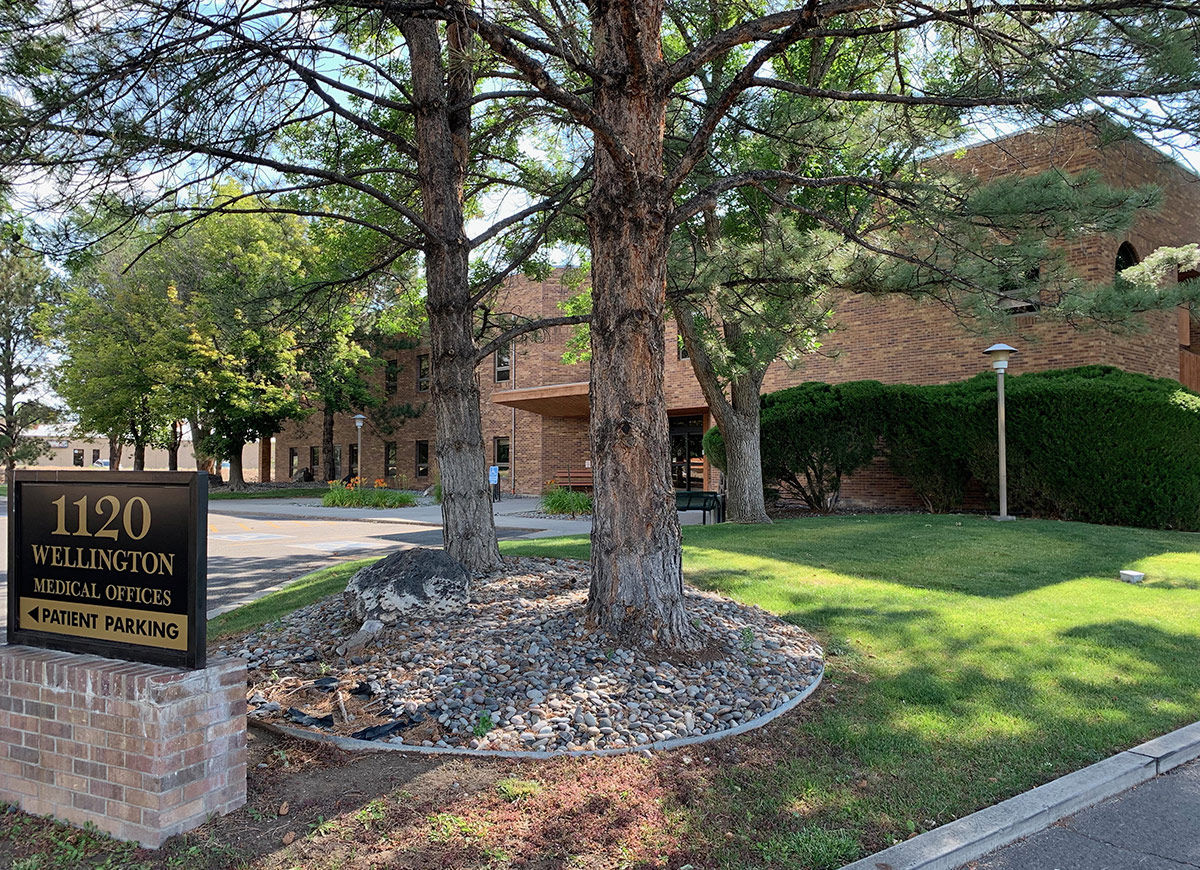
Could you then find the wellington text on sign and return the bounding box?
[7,471,208,668]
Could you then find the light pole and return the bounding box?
[983,343,1017,521]
[352,414,367,480]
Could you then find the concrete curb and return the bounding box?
[838,719,1200,870]
[249,659,823,760]
[206,507,448,529]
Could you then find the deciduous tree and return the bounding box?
[0,212,59,480]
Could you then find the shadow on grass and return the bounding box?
[498,516,1200,866]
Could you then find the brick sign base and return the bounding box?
[0,645,246,848]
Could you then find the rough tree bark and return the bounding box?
[227,442,247,490]
[322,406,336,482]
[188,416,216,475]
[167,420,182,471]
[400,16,501,572]
[672,307,772,523]
[582,0,697,650]
[107,432,122,470]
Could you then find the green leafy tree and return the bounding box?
[140,188,319,489]
[7,0,1200,649]
[0,3,589,570]
[47,272,184,470]
[0,213,59,479]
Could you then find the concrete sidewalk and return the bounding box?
[840,721,1200,870]
[207,493,710,538]
[962,757,1200,869]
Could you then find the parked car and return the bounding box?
[92,459,110,469]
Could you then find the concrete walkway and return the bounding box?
[840,721,1200,870]
[962,757,1200,869]
[208,493,712,537]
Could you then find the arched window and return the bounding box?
[1115,242,1140,275]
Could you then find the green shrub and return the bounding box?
[756,366,1200,529]
[881,382,984,513]
[540,486,593,517]
[323,480,418,509]
[758,380,888,512]
[702,425,726,473]
[967,366,1200,529]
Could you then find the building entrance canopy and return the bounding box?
[491,382,590,417]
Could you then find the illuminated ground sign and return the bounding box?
[7,471,207,668]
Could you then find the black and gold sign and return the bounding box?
[7,471,207,668]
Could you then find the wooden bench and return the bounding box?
[675,490,725,524]
[552,468,594,491]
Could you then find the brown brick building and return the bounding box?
[271,123,1200,502]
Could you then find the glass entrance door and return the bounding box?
[669,415,705,491]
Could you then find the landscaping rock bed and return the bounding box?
[218,556,823,753]
[510,510,592,521]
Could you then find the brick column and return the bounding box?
[258,439,272,483]
[0,646,247,848]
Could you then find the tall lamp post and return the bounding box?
[352,414,367,480]
[983,343,1017,521]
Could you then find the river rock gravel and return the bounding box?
[217,556,823,753]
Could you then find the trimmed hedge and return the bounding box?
[969,366,1200,529]
[757,380,889,512]
[739,366,1200,530]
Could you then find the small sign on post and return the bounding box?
[7,470,208,669]
[488,465,500,502]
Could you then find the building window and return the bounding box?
[288,447,298,478]
[385,441,397,477]
[332,445,343,479]
[415,440,430,478]
[91,449,100,464]
[1116,241,1140,275]
[494,436,510,477]
[417,354,430,392]
[348,444,359,478]
[494,344,511,382]
[996,266,1041,315]
[310,446,320,474]
[385,359,398,395]
[677,336,689,360]
[73,449,84,467]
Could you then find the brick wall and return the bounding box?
[0,647,247,848]
[273,122,1200,502]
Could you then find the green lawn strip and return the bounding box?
[208,487,326,500]
[0,485,6,496]
[208,557,380,640]
[501,515,1200,867]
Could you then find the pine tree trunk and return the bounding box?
[583,0,696,651]
[401,16,500,573]
[322,406,336,483]
[670,241,773,525]
[720,406,772,523]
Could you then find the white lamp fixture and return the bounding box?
[352,414,367,479]
[983,344,1017,521]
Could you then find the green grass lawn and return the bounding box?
[208,558,376,639]
[500,514,1200,863]
[208,486,325,500]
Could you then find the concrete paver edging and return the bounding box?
[837,719,1200,870]
[249,659,823,760]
